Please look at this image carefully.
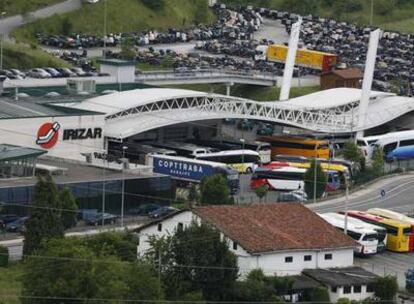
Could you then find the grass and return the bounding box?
[0,263,23,304]
[13,0,216,43]
[0,0,62,16]
[223,0,414,34]
[2,42,70,69]
[167,84,321,101]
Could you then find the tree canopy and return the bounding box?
[200,174,232,205]
[304,160,327,199]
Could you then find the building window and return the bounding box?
[343,286,351,294]
[177,222,183,231]
[324,253,332,260]
[331,286,337,293]
[354,285,361,293]
[304,255,312,261]
[285,256,293,263]
[367,284,374,292]
[233,241,238,250]
[157,223,162,232]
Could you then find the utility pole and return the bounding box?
[313,145,317,204]
[103,0,107,58]
[121,145,128,228]
[0,12,7,70]
[344,178,349,235]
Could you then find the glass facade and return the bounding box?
[0,157,36,178]
[0,176,173,215]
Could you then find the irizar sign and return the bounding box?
[63,127,102,141]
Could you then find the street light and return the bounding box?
[0,11,7,71]
[121,146,128,228]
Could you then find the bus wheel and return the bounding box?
[245,167,252,174]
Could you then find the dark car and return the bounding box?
[86,213,118,226]
[6,217,29,233]
[148,206,178,219]
[132,204,161,216]
[0,214,21,224]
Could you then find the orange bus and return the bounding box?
[258,136,330,160]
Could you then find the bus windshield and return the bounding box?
[362,233,378,241]
[404,228,412,235]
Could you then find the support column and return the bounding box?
[226,82,233,96]
[357,29,382,137]
[279,18,302,101]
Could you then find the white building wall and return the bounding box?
[0,115,105,161]
[237,248,354,277]
[329,285,374,302]
[100,65,135,83]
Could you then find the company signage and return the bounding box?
[36,121,102,149]
[153,156,214,182]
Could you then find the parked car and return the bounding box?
[57,67,76,77]
[44,67,61,78]
[278,190,308,203]
[6,217,29,233]
[0,214,21,224]
[70,67,87,77]
[28,68,51,78]
[9,69,26,78]
[148,206,178,219]
[86,213,118,226]
[132,204,161,216]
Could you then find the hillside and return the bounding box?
[13,0,216,43]
[0,0,62,16]
[223,0,414,34]
[2,43,70,69]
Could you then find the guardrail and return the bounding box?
[135,69,279,86]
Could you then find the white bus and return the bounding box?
[150,142,215,158]
[356,135,384,159]
[195,150,260,173]
[319,213,378,256]
[370,130,414,160]
[250,166,306,191]
[334,212,387,253]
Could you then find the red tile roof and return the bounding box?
[322,68,363,79]
[193,203,355,254]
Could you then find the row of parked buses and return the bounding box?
[319,208,414,256]
[357,130,414,161]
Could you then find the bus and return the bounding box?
[344,210,411,252]
[250,167,306,191]
[150,142,215,158]
[356,135,384,158]
[258,136,330,159]
[109,142,177,164]
[195,150,260,173]
[189,139,271,164]
[366,208,414,251]
[371,130,414,161]
[250,166,340,192]
[319,213,378,256]
[147,154,240,194]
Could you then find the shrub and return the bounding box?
[0,245,9,267]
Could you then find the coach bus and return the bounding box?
[189,139,271,164]
[195,150,260,173]
[150,142,214,158]
[319,213,378,256]
[344,210,411,252]
[109,142,177,164]
[258,136,330,159]
[250,166,339,192]
[366,208,414,251]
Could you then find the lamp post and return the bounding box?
[121,146,128,228]
[0,11,7,71]
[240,138,245,170]
[103,0,107,58]
[313,144,317,204]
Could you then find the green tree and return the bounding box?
[0,245,8,267]
[86,232,138,261]
[147,222,238,300]
[120,37,136,60]
[373,275,398,304]
[61,17,73,36]
[304,160,327,199]
[342,140,365,171]
[194,0,210,24]
[372,147,384,176]
[200,175,232,205]
[188,183,199,206]
[22,237,163,303]
[375,0,395,15]
[308,286,330,303]
[23,174,64,256]
[59,187,78,230]
[337,298,351,304]
[254,185,268,202]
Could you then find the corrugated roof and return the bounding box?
[193,203,355,254]
[0,144,46,161]
[303,267,378,287]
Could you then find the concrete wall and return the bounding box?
[100,65,135,83]
[0,115,105,161]
[329,285,374,303]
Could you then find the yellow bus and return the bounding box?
[258,136,331,159]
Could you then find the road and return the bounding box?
[0,0,81,38]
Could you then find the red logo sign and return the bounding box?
[36,122,60,149]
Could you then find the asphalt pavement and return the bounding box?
[0,0,81,38]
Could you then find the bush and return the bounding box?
[0,245,9,267]
[373,275,398,303]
